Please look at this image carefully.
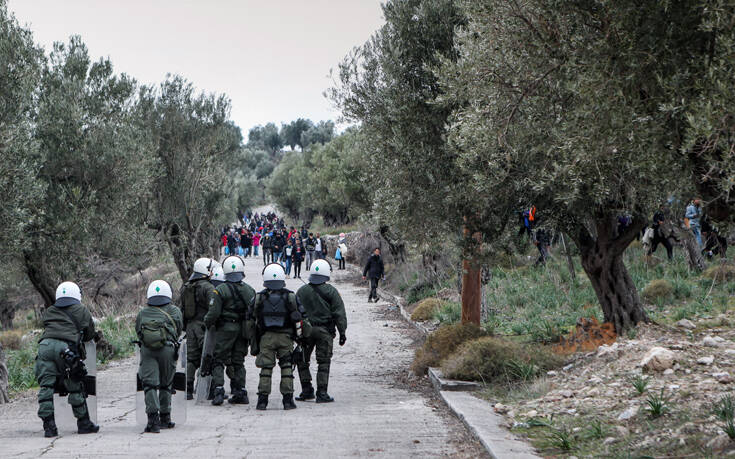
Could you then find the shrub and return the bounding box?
[411,298,442,321]
[641,279,674,303]
[441,336,563,383]
[411,323,487,375]
[0,330,23,350]
[433,301,461,325]
[406,282,437,305]
[8,341,38,393]
[703,264,735,283]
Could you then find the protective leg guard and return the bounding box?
[256,393,268,411]
[295,383,315,401]
[186,382,194,401]
[77,415,100,434]
[282,394,297,410]
[144,413,160,433]
[228,388,249,405]
[316,392,335,403]
[159,412,175,429]
[211,386,225,406]
[42,415,58,438]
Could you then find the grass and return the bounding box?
[440,336,563,384]
[7,340,38,393]
[629,374,650,395]
[645,388,671,419]
[305,215,358,238]
[411,322,487,375]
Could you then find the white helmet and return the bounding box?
[310,259,332,284]
[211,261,224,286]
[55,281,82,307]
[262,263,286,290]
[147,280,173,306]
[190,257,214,281]
[223,256,245,282]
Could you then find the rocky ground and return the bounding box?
[0,255,485,458]
[488,313,735,457]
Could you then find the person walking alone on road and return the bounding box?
[362,248,385,303]
[305,233,316,270]
[261,233,273,265]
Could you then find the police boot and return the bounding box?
[212,386,226,406]
[256,393,268,410]
[282,394,297,410]
[186,382,194,400]
[295,383,315,401]
[144,413,160,433]
[77,416,100,434]
[159,413,175,429]
[228,388,249,405]
[316,391,335,403]
[42,415,58,438]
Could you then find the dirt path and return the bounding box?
[0,256,484,458]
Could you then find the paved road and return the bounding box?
[0,256,484,458]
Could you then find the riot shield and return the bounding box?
[194,327,216,404]
[135,339,188,427]
[53,341,97,431]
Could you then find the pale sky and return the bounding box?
[7,0,384,134]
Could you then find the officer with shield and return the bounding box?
[178,258,215,400]
[135,280,183,433]
[204,256,256,406]
[34,281,100,437]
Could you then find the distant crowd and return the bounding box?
[220,211,349,278]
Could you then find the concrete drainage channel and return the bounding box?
[377,286,541,459]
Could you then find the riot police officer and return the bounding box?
[251,263,309,410]
[34,282,99,437]
[179,258,215,399]
[136,280,183,433]
[295,259,347,403]
[204,256,255,406]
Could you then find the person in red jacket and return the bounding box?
[252,232,262,257]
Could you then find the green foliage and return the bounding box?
[411,322,487,375]
[7,341,38,393]
[248,122,282,156]
[546,426,574,451]
[280,118,313,151]
[434,302,461,325]
[629,374,650,395]
[441,336,563,383]
[714,395,735,423]
[25,36,155,305]
[703,265,735,283]
[410,298,442,321]
[139,75,241,281]
[641,279,674,303]
[645,388,671,419]
[97,316,136,363]
[300,120,335,149]
[267,129,370,224]
[585,419,606,440]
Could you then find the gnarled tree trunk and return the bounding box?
[23,249,55,307]
[0,343,9,403]
[575,215,649,334]
[460,224,482,325]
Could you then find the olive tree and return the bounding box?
[26,36,153,306]
[441,0,718,332]
[139,76,242,281]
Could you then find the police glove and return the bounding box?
[339,333,346,346]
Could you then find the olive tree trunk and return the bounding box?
[0,343,9,403]
[23,249,56,307]
[460,225,482,325]
[575,216,649,334]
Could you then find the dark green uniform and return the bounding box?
[204,281,255,394]
[296,283,347,395]
[135,303,183,416]
[251,289,305,396]
[179,279,215,392]
[35,304,96,420]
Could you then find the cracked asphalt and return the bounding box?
[0,256,485,458]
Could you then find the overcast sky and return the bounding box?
[7,0,384,134]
